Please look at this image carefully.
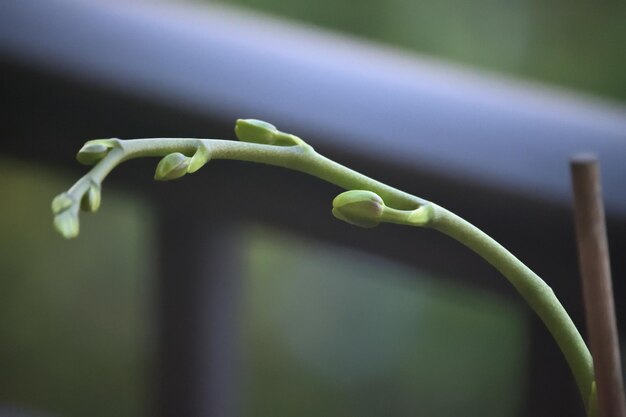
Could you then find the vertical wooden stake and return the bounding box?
[571,155,626,417]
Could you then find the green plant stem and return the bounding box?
[431,205,595,414]
[119,138,429,209]
[59,137,596,415]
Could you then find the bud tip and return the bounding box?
[54,210,80,239]
[155,153,191,181]
[81,182,102,212]
[76,142,110,165]
[332,190,385,228]
[235,119,278,144]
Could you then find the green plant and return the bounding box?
[52,119,597,416]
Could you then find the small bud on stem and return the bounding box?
[332,190,384,228]
[76,139,120,165]
[51,192,79,238]
[235,119,278,144]
[54,209,79,239]
[51,193,74,214]
[80,180,102,212]
[154,153,191,181]
[235,119,304,146]
[332,190,433,228]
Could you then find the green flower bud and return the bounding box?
[235,119,306,147]
[76,143,110,165]
[80,181,102,212]
[51,192,74,214]
[187,143,211,173]
[332,190,385,228]
[76,139,121,165]
[54,209,79,239]
[235,119,279,144]
[154,153,191,181]
[52,192,80,238]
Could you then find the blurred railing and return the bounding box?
[1,0,625,416]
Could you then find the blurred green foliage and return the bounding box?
[211,0,626,101]
[0,156,526,416]
[0,158,154,417]
[242,227,525,417]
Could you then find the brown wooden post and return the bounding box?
[571,155,626,417]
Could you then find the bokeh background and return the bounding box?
[1,0,625,416]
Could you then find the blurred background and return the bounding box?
[0,0,625,416]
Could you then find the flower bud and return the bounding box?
[81,181,102,212]
[154,153,191,181]
[332,190,385,228]
[235,119,279,144]
[54,209,79,239]
[51,192,74,214]
[76,143,110,165]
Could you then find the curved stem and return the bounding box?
[68,147,126,196]
[429,205,595,414]
[54,135,596,415]
[120,138,428,209]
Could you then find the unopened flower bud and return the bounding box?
[81,181,102,212]
[51,192,74,214]
[154,153,191,181]
[235,119,279,144]
[76,143,110,165]
[332,190,385,228]
[54,209,79,239]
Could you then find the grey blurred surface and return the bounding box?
[1,0,625,214]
